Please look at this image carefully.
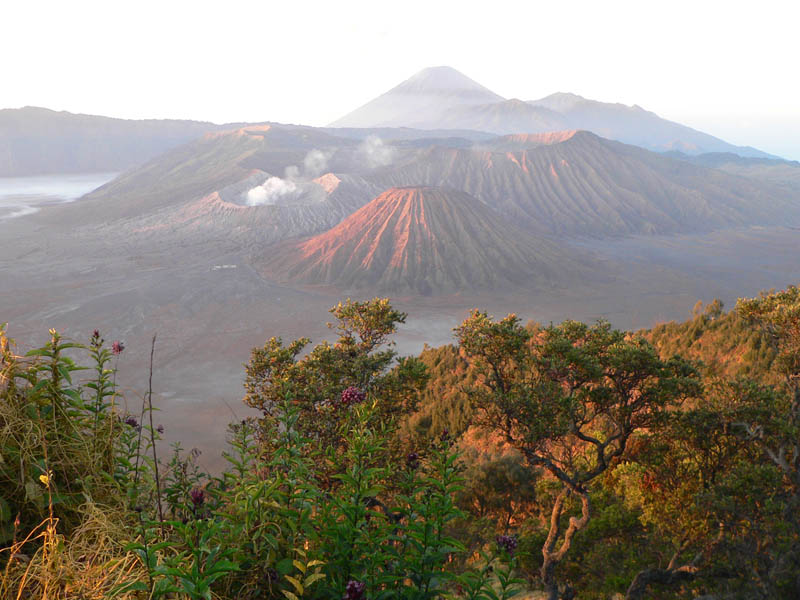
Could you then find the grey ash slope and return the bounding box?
[666,152,800,193]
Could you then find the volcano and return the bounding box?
[329,66,504,129]
[260,186,584,294]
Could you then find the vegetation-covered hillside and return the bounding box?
[643,298,779,382]
[2,287,800,599]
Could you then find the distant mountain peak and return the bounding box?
[394,66,502,98]
[545,92,586,101]
[528,92,588,112]
[329,66,503,128]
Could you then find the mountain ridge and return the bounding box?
[367,130,799,236]
[329,66,776,159]
[0,106,243,176]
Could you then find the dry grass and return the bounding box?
[1,504,143,600]
[1,325,145,599]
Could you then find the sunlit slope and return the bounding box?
[261,186,585,294]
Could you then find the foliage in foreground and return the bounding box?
[0,302,520,600]
[2,287,800,599]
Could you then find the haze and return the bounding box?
[3,0,799,159]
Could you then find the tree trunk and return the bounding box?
[541,557,559,600]
[539,487,590,600]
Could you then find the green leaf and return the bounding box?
[292,559,306,574]
[306,559,325,568]
[63,388,83,403]
[276,557,294,575]
[25,349,53,357]
[285,574,304,595]
[303,572,325,587]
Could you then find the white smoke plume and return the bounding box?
[243,148,333,206]
[303,149,332,177]
[245,176,297,206]
[358,135,396,168]
[284,165,301,180]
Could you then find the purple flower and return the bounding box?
[406,452,420,470]
[339,386,366,407]
[90,330,104,348]
[112,341,125,355]
[189,487,205,507]
[343,580,366,600]
[124,416,139,428]
[439,428,450,442]
[496,534,518,555]
[156,424,164,434]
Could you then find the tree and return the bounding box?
[243,298,428,458]
[457,441,538,531]
[456,312,700,600]
[621,377,774,599]
[734,285,800,596]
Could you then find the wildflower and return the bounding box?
[339,386,366,407]
[343,580,366,600]
[124,416,139,428]
[439,428,450,442]
[406,451,420,470]
[156,424,164,434]
[496,534,518,555]
[90,329,104,348]
[190,487,205,507]
[112,340,125,355]
[39,471,53,486]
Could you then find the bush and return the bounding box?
[1,301,521,600]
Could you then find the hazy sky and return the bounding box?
[3,0,799,158]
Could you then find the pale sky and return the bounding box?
[3,0,799,158]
